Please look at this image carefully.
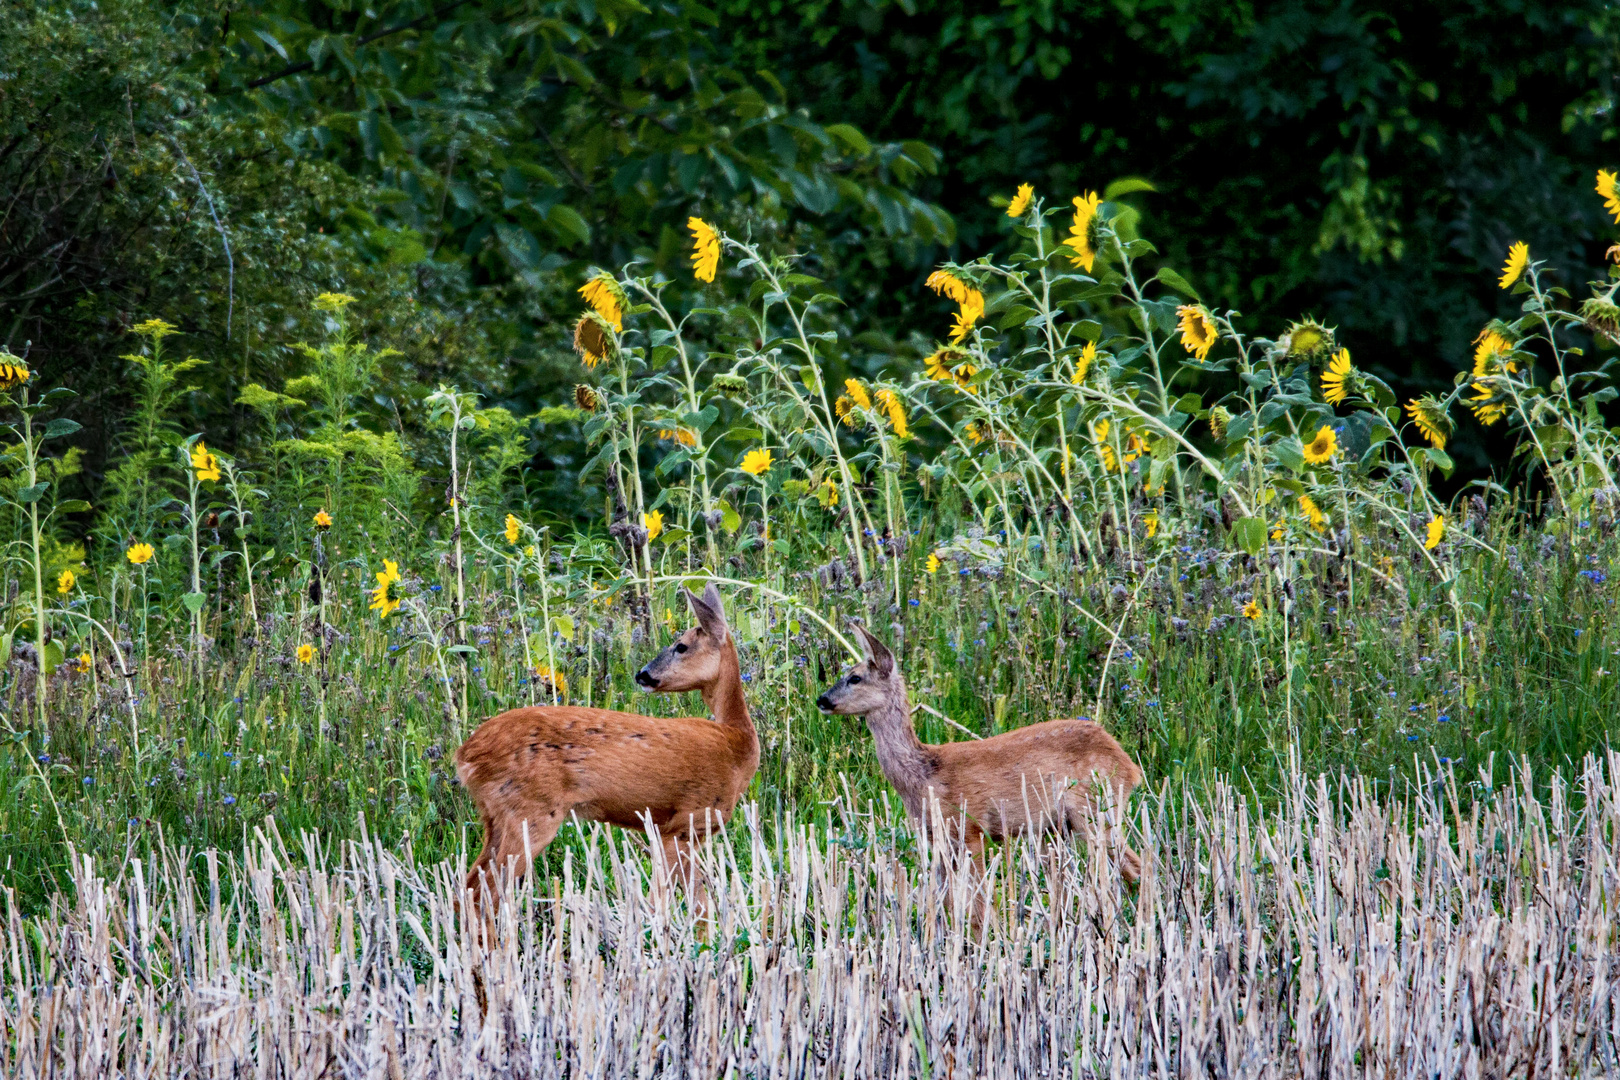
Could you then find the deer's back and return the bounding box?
[456,705,757,830]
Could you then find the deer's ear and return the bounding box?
[686,586,729,643]
[854,624,894,677]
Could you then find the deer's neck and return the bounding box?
[701,639,757,744]
[863,679,936,813]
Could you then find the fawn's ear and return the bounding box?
[685,585,730,643]
[854,624,894,678]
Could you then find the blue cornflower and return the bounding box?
[82,776,93,785]
[1437,714,1451,723]
[223,795,236,806]
[909,599,919,607]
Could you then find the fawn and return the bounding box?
[455,583,758,911]
[816,624,1144,884]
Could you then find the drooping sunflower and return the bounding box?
[1499,242,1529,290]
[1006,184,1034,218]
[1405,396,1452,450]
[1467,383,1509,427]
[578,273,626,331]
[874,388,909,438]
[740,448,774,476]
[369,560,402,619]
[190,440,221,483]
[815,477,840,508]
[1599,170,1620,224]
[0,354,30,391]
[844,378,872,412]
[1473,329,1519,377]
[1425,515,1445,551]
[1283,319,1334,364]
[659,427,698,447]
[573,311,616,369]
[1299,495,1327,532]
[689,217,721,282]
[1209,405,1231,441]
[1302,425,1338,465]
[834,395,856,427]
[504,514,522,544]
[926,269,985,343]
[964,422,986,446]
[643,510,665,542]
[1320,347,1355,406]
[574,384,599,412]
[1071,340,1097,384]
[925,346,975,388]
[1177,305,1218,361]
[1582,297,1620,345]
[1063,191,1102,272]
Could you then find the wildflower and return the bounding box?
[926,270,985,343]
[132,317,178,339]
[1302,425,1338,465]
[643,510,664,542]
[874,388,909,438]
[835,396,856,427]
[504,514,521,544]
[188,440,221,483]
[574,384,599,412]
[659,427,698,447]
[925,346,965,384]
[126,543,155,566]
[1006,183,1034,218]
[1208,405,1231,440]
[369,559,402,619]
[57,568,75,594]
[1143,511,1159,538]
[1467,384,1509,427]
[1176,305,1217,360]
[964,422,986,446]
[1284,319,1334,363]
[76,652,92,674]
[313,509,333,530]
[1320,348,1354,406]
[297,643,315,663]
[312,292,357,313]
[1405,396,1451,450]
[844,378,872,412]
[816,477,839,508]
[1599,169,1620,223]
[1467,329,1518,426]
[1299,495,1327,532]
[534,664,568,697]
[740,448,774,476]
[1425,515,1445,551]
[578,273,625,332]
[1270,520,1285,541]
[1071,340,1096,384]
[0,354,30,391]
[926,552,941,574]
[1499,242,1529,289]
[1063,191,1102,272]
[1242,600,1262,621]
[573,312,615,368]
[689,217,720,282]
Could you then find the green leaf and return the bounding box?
[181,592,208,614]
[54,499,91,514]
[1103,177,1158,200]
[42,418,81,439]
[719,499,741,535]
[1153,267,1200,301]
[824,124,872,156]
[547,204,591,245]
[41,640,64,676]
[16,482,48,503]
[1230,517,1268,556]
[445,644,479,656]
[551,614,576,643]
[1424,447,1455,477]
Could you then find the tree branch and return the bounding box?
[243,1,473,90]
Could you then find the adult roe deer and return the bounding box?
[455,583,758,910]
[816,624,1144,884]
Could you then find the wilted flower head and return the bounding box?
[574,384,599,412]
[1581,297,1620,346]
[925,269,985,344]
[1405,396,1451,450]
[710,373,749,399]
[689,217,721,282]
[1209,405,1232,440]
[1283,319,1334,363]
[659,427,698,447]
[573,311,616,368]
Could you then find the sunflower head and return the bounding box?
[1599,170,1620,223]
[1581,297,1620,346]
[874,388,909,438]
[1472,328,1519,378]
[1006,183,1034,218]
[574,384,599,412]
[689,217,721,282]
[844,378,872,412]
[127,542,155,566]
[1299,495,1327,532]
[1062,192,1102,272]
[1425,515,1445,551]
[313,509,333,530]
[1499,242,1530,290]
[573,311,616,369]
[740,448,774,476]
[1320,347,1356,406]
[710,373,749,399]
[369,559,402,619]
[1283,319,1335,364]
[1242,600,1262,621]
[1176,305,1218,360]
[297,643,316,664]
[1302,425,1338,466]
[578,273,626,332]
[1405,396,1452,450]
[643,510,664,542]
[1209,405,1232,441]
[1071,340,1097,384]
[189,440,221,483]
[0,353,30,392]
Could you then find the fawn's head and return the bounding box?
[816,624,901,715]
[634,583,731,692]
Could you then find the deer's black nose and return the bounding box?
[815,693,832,712]
[635,668,659,689]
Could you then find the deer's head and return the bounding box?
[635,583,730,692]
[816,624,900,715]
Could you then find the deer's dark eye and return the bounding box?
[674,642,688,654]
[848,674,862,685]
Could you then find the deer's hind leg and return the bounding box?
[466,800,566,910]
[1063,781,1141,885]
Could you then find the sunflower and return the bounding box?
[126,543,155,566]
[1472,330,1518,377]
[1299,495,1327,532]
[815,477,839,508]
[0,355,30,391]
[926,552,941,574]
[1499,242,1529,289]
[925,346,974,388]
[1071,340,1096,384]
[1582,297,1620,345]
[57,568,75,594]
[1284,319,1334,364]
[533,664,568,698]
[874,388,909,438]
[1063,191,1102,272]
[573,311,615,368]
[1302,425,1338,465]
[643,510,664,542]
[369,560,402,619]
[1599,170,1620,224]
[926,269,985,343]
[297,643,315,664]
[740,448,774,476]
[578,273,626,331]
[689,217,720,282]
[1320,347,1355,405]
[1405,396,1451,450]
[1176,305,1218,360]
[1425,515,1445,551]
[964,422,986,446]
[1242,600,1262,621]
[312,510,332,531]
[504,514,521,544]
[574,384,599,412]
[834,396,856,427]
[1467,383,1509,427]
[189,440,221,483]
[1209,405,1231,440]
[659,427,698,447]
[76,653,92,674]
[1143,511,1159,539]
[1006,183,1034,218]
[844,378,872,412]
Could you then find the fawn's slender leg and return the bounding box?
[466,803,565,911]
